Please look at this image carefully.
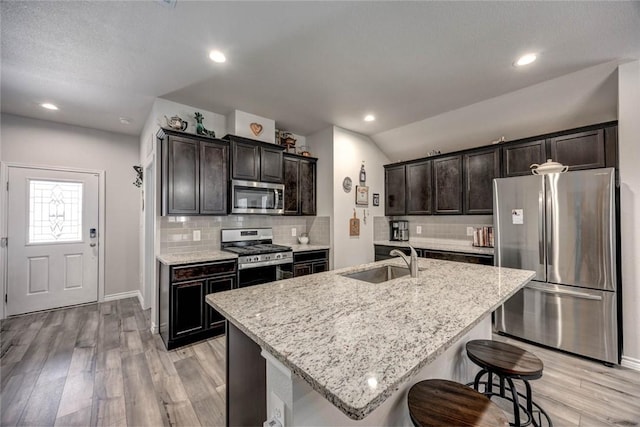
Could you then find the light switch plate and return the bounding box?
[416,226,422,234]
[193,230,201,241]
[291,228,296,237]
[466,227,474,236]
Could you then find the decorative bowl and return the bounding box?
[530,159,569,175]
[298,236,309,245]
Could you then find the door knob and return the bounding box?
[90,243,97,247]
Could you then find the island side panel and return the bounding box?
[264,316,491,426]
[227,322,266,426]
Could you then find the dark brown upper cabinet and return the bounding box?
[226,135,284,183]
[548,129,605,171]
[502,139,546,177]
[433,155,463,214]
[406,160,432,215]
[385,164,406,216]
[283,153,317,216]
[464,147,500,214]
[159,129,228,216]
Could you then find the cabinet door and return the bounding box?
[406,160,432,215]
[260,146,284,183]
[171,280,205,339]
[502,140,545,177]
[206,276,234,328]
[283,156,299,215]
[312,261,328,274]
[166,136,199,214]
[433,155,462,214]
[200,141,228,215]
[231,141,260,181]
[299,159,316,215]
[294,263,312,277]
[464,148,500,214]
[549,129,605,171]
[385,165,406,216]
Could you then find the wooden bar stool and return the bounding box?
[408,379,509,427]
[466,340,552,427]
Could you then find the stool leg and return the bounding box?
[473,369,486,392]
[505,377,520,427]
[500,375,506,398]
[523,379,534,418]
[487,370,494,396]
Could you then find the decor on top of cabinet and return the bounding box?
[250,122,264,137]
[194,112,216,138]
[427,149,441,156]
[297,145,311,157]
[530,159,569,175]
[491,136,506,145]
[355,185,369,206]
[165,115,188,131]
[349,209,360,236]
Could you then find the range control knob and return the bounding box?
[275,253,281,259]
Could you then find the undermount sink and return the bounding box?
[342,265,410,283]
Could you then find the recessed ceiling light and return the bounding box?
[41,103,58,110]
[119,117,132,125]
[364,114,375,122]
[209,50,226,63]
[514,53,537,67]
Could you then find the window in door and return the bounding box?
[28,179,83,244]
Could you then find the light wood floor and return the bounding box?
[1,298,639,426]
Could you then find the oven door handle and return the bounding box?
[238,258,293,270]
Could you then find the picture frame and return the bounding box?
[372,193,380,207]
[355,185,369,206]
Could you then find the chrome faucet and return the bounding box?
[390,245,419,278]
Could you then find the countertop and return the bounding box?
[374,238,494,255]
[207,258,534,420]
[157,244,330,266]
[156,250,237,265]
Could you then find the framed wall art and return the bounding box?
[355,185,369,206]
[372,193,380,207]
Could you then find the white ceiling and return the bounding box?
[2,1,639,151]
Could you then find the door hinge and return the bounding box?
[4,294,7,304]
[0,237,6,248]
[6,181,8,191]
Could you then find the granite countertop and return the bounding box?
[157,245,329,266]
[207,258,534,420]
[287,244,331,253]
[156,250,237,265]
[375,238,494,255]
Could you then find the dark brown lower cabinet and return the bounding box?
[374,244,493,265]
[293,250,329,277]
[159,259,236,350]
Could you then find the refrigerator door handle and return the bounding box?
[527,283,603,301]
[538,191,544,266]
[546,178,553,268]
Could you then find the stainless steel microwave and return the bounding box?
[230,180,284,214]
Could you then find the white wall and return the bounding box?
[1,113,140,298]
[618,60,640,368]
[332,127,389,269]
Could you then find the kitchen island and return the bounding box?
[207,257,534,426]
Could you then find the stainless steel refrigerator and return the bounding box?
[493,168,619,364]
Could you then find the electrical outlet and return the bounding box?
[193,230,201,241]
[467,227,474,236]
[291,228,296,237]
[416,226,422,234]
[271,392,286,427]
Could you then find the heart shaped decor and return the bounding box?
[250,122,263,137]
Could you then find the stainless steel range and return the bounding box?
[221,228,293,287]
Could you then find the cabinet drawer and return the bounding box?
[172,260,237,282]
[293,250,328,264]
[421,250,493,265]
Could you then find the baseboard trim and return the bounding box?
[621,355,640,371]
[102,290,142,303]
[150,321,158,334]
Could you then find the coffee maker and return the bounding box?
[389,220,409,241]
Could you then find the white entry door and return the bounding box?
[7,166,99,315]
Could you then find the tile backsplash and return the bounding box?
[374,215,493,241]
[160,216,330,254]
